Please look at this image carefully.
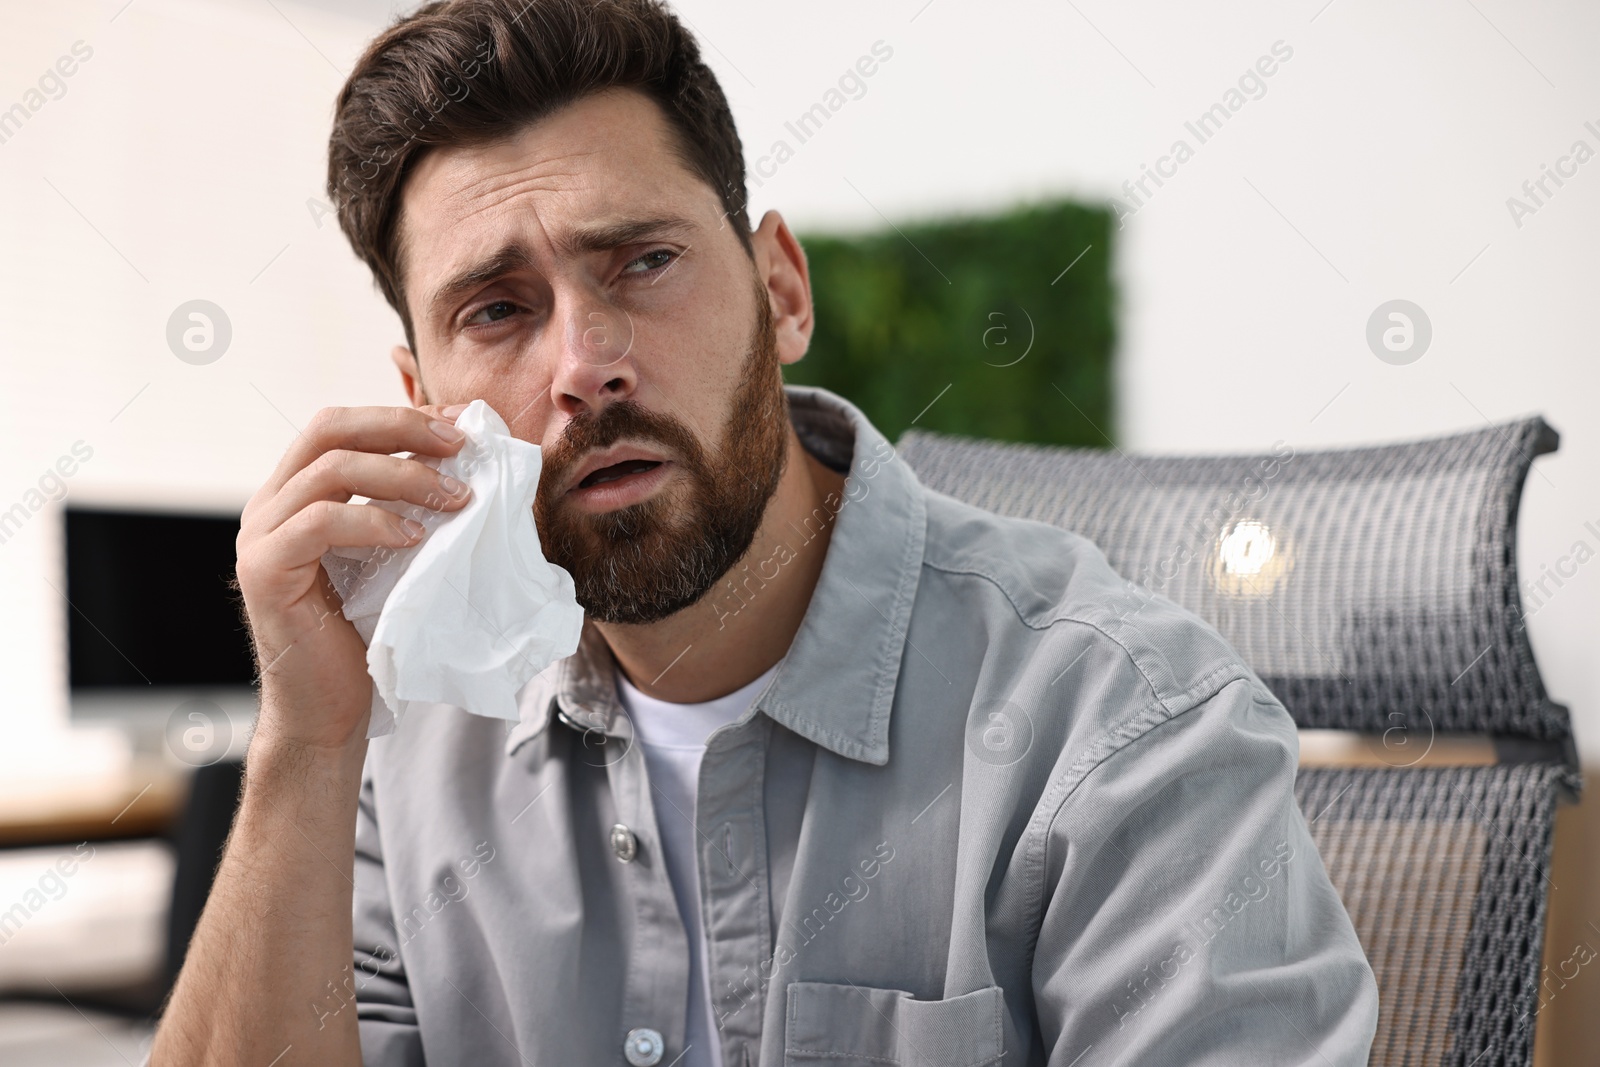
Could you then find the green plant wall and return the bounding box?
[786,200,1116,448]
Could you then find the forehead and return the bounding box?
[396,87,717,301]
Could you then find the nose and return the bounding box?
[548,299,639,419]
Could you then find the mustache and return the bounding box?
[539,398,702,494]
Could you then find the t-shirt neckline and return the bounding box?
[613,659,782,749]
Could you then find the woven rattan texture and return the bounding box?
[895,417,1566,740]
[1297,765,1564,1067]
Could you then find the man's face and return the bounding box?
[395,87,792,624]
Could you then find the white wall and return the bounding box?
[0,0,405,739]
[3,0,1597,1054]
[8,0,1593,748]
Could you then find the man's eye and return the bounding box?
[465,300,520,327]
[622,248,678,275]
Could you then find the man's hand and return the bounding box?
[235,403,473,752]
[150,403,477,1066]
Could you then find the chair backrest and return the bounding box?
[896,416,1569,742]
[1296,763,1563,1067]
[895,416,1574,1067]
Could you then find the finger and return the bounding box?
[418,401,471,420]
[247,500,426,591]
[251,450,472,536]
[257,406,468,502]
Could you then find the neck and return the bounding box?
[595,428,848,703]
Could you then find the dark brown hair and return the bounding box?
[325,0,753,353]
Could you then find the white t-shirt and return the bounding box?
[614,659,781,1067]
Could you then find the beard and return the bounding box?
[532,274,789,625]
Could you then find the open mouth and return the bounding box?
[577,458,664,490]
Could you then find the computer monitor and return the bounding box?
[65,507,256,763]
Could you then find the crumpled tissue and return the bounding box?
[320,399,585,738]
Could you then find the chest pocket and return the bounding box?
[783,981,1006,1066]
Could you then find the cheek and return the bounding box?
[492,384,552,443]
[649,293,757,412]
[428,356,546,432]
[621,339,715,429]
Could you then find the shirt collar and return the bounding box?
[504,384,927,766]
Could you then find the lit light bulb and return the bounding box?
[1209,519,1293,596]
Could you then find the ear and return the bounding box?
[390,344,428,406]
[751,210,813,368]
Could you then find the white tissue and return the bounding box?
[320,399,585,737]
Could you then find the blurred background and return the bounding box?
[1,0,1597,1062]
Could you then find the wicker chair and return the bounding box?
[894,415,1580,1067]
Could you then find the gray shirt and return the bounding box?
[349,384,1379,1066]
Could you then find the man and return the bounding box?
[152,0,1379,1064]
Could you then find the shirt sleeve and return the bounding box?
[352,764,427,1067]
[1031,674,1379,1066]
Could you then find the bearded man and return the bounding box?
[151,2,1378,1064]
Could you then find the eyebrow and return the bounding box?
[425,214,699,325]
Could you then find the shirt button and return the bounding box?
[623,1027,664,1065]
[611,823,638,863]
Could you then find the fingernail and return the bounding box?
[441,403,469,418]
[430,419,465,442]
[401,518,426,540]
[439,474,468,497]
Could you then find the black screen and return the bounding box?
[65,508,255,688]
